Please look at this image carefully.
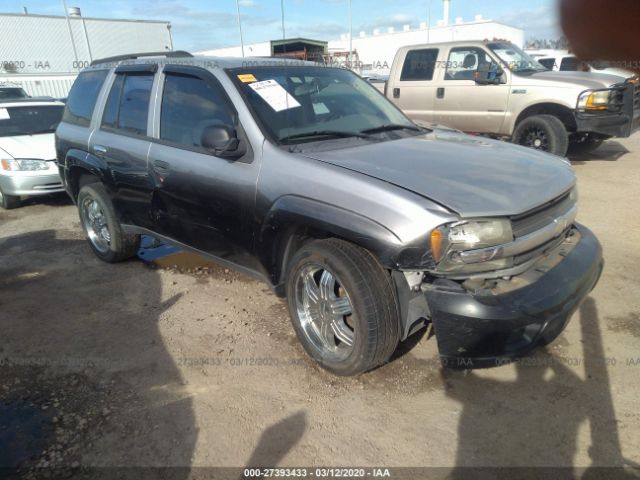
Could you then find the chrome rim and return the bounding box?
[80,196,111,253]
[294,264,355,361]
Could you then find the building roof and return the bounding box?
[0,12,169,24]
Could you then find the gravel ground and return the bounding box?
[0,137,639,479]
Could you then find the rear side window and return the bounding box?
[101,73,153,136]
[560,56,579,71]
[400,49,439,81]
[160,73,234,148]
[63,70,108,127]
[538,58,556,70]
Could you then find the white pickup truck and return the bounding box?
[384,40,640,156]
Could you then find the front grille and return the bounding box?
[511,190,575,238]
[634,83,640,111]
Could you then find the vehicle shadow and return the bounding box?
[242,411,307,474]
[443,297,639,479]
[0,230,196,478]
[569,140,630,164]
[18,192,72,208]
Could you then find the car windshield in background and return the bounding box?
[0,105,64,137]
[228,66,421,146]
[0,87,29,100]
[488,42,547,74]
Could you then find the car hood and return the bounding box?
[526,70,626,89]
[301,131,576,217]
[0,133,56,160]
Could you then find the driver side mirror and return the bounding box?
[201,124,243,158]
[474,64,504,85]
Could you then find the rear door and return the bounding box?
[147,65,261,272]
[432,45,511,133]
[388,48,439,123]
[89,64,156,229]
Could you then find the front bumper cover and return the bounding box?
[424,224,603,369]
[575,83,640,137]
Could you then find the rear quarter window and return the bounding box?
[63,70,109,127]
[400,49,439,81]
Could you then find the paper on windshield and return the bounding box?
[248,79,301,112]
[0,108,10,120]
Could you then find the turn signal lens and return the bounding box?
[1,159,11,171]
[431,228,445,262]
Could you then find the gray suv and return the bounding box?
[55,52,603,376]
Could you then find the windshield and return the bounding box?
[487,43,547,74]
[228,66,420,145]
[0,87,29,100]
[0,105,64,137]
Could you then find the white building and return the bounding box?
[0,9,173,97]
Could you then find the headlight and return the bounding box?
[430,219,513,274]
[1,159,49,171]
[577,90,610,111]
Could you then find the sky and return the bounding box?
[3,0,563,51]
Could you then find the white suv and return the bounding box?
[0,99,66,209]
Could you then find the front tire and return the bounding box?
[0,185,20,209]
[513,114,569,156]
[285,238,400,376]
[77,183,140,262]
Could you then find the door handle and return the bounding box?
[93,145,107,156]
[437,88,445,99]
[153,160,171,174]
[393,87,400,98]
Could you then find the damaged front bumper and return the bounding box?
[423,223,603,369]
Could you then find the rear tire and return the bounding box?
[285,238,400,376]
[0,185,20,209]
[513,114,569,156]
[77,183,140,262]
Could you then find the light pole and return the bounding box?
[235,0,245,57]
[348,0,353,68]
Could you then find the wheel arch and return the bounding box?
[258,196,404,296]
[512,102,577,135]
[65,150,110,202]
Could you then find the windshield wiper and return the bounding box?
[279,130,372,143]
[360,124,424,134]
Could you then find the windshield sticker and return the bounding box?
[0,108,9,120]
[248,79,301,112]
[237,73,257,83]
[312,102,330,115]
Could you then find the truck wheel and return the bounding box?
[77,183,140,263]
[568,135,604,155]
[513,114,569,156]
[285,238,400,376]
[0,185,20,209]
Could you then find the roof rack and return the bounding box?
[90,50,193,66]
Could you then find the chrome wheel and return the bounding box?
[80,196,111,253]
[294,264,355,361]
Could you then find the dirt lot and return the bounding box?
[1,137,639,479]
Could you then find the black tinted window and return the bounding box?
[400,49,438,81]
[538,58,556,70]
[100,73,153,136]
[560,56,579,71]
[101,75,125,129]
[63,70,108,126]
[160,73,234,148]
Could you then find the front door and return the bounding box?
[432,46,511,134]
[148,66,261,272]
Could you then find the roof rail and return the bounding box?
[90,50,193,67]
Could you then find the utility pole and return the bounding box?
[60,0,79,68]
[281,0,286,39]
[427,0,432,43]
[235,0,245,57]
[348,0,353,68]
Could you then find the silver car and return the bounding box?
[0,99,66,209]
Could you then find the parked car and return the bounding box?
[0,82,30,101]
[385,41,640,156]
[526,50,637,79]
[0,98,66,209]
[56,52,603,375]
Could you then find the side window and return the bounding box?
[63,70,108,127]
[400,49,439,81]
[445,47,491,81]
[100,73,153,136]
[538,58,556,70]
[560,56,579,71]
[160,73,234,149]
